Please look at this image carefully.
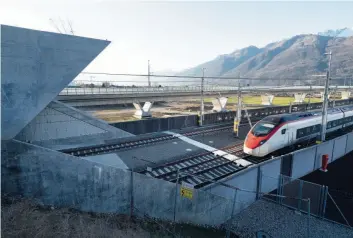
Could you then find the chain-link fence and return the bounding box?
[260,173,352,230]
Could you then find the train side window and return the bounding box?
[306,127,311,133]
[281,129,286,134]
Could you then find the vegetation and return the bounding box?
[205,96,322,106]
[1,196,226,238]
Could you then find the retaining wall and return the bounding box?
[111,115,198,135]
[1,140,233,227]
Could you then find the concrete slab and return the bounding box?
[84,153,128,170]
[188,130,242,149]
[117,138,206,170]
[1,25,110,139]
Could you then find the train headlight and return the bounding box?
[259,140,267,145]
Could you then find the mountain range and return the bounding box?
[177,28,353,84]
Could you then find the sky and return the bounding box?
[1,0,353,75]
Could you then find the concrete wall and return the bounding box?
[345,132,353,153]
[2,140,233,227]
[260,158,282,193]
[314,140,335,169]
[204,168,258,214]
[291,147,317,179]
[112,115,198,135]
[16,101,132,142]
[1,25,110,140]
[1,140,130,214]
[332,134,348,161]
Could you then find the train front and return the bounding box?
[243,121,276,157]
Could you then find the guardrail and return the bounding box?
[59,85,353,96]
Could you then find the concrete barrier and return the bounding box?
[1,140,130,214]
[291,147,317,179]
[2,140,234,227]
[345,132,353,153]
[260,158,282,193]
[332,134,348,161]
[314,140,335,170]
[176,185,233,226]
[112,115,198,135]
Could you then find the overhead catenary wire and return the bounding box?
[79,71,352,81]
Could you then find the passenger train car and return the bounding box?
[243,105,353,157]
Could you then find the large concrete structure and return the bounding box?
[57,86,353,108]
[1,25,109,140]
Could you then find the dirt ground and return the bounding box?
[89,96,323,123]
[1,196,226,238]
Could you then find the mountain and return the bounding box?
[318,27,353,37]
[178,46,263,77]
[177,34,353,84]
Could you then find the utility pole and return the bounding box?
[200,68,205,126]
[235,80,242,137]
[320,51,332,142]
[148,60,151,87]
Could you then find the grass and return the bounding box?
[204,96,322,106]
[1,196,226,238]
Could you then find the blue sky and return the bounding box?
[1,0,353,74]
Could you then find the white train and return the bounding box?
[243,105,353,157]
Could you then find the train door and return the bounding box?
[280,125,290,147]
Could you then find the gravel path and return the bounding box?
[229,199,353,238]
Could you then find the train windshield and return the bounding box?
[251,122,275,136]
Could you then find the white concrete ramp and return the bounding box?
[133,101,153,119]
[261,94,274,106]
[293,93,306,103]
[1,25,110,140]
[165,131,252,167]
[212,97,228,112]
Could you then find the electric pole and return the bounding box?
[235,80,242,137]
[200,68,205,126]
[320,51,332,142]
[148,60,151,87]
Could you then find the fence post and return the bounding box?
[298,180,303,211]
[231,188,238,218]
[277,174,283,204]
[226,188,238,238]
[256,168,262,200]
[173,169,180,223]
[307,198,311,238]
[321,186,328,218]
[130,168,134,219]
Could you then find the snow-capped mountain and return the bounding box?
[318,27,353,37]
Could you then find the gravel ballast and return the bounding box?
[229,199,353,238]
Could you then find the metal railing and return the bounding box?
[59,84,353,96]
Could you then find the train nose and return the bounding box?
[243,145,253,154]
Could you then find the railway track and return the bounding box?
[140,143,258,188]
[60,123,235,157]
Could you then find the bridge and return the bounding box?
[57,85,353,117]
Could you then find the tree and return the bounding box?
[102,81,111,88]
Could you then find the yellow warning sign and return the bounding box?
[234,121,239,133]
[180,182,194,199]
